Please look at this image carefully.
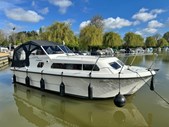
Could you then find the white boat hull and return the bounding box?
[13,70,151,98]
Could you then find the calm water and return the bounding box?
[0,53,169,127]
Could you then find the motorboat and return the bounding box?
[11,40,156,99]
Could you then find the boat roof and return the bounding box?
[11,40,61,67]
[22,40,60,47]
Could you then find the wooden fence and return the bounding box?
[0,53,9,69]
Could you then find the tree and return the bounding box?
[153,33,161,41]
[12,31,39,45]
[79,25,103,50]
[39,27,46,39]
[157,38,168,48]
[0,30,5,46]
[79,15,104,50]
[145,36,157,48]
[16,31,27,44]
[39,27,44,35]
[123,32,144,47]
[90,15,104,29]
[163,32,169,42]
[103,32,122,48]
[1,39,9,47]
[0,30,9,46]
[40,22,78,48]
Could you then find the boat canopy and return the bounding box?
[11,40,65,67]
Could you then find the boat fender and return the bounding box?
[60,82,65,96]
[150,75,154,91]
[13,74,16,83]
[25,76,30,86]
[88,84,93,99]
[114,92,126,107]
[40,78,45,91]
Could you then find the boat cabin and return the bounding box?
[11,40,73,67]
[11,40,127,75]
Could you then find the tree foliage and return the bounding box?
[163,32,169,42]
[90,15,104,29]
[153,33,161,41]
[79,15,104,50]
[79,25,103,50]
[145,36,157,48]
[15,32,27,44]
[103,32,122,48]
[157,38,168,47]
[0,30,9,46]
[40,22,78,48]
[0,30,5,45]
[124,32,144,47]
[8,31,39,45]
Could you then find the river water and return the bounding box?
[0,53,169,127]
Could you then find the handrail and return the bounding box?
[89,56,100,84]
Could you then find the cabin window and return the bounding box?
[51,63,82,70]
[43,46,64,54]
[117,60,124,66]
[83,64,99,71]
[51,63,64,69]
[51,63,99,71]
[43,46,55,54]
[36,48,45,55]
[65,64,82,70]
[109,62,121,69]
[54,46,64,54]
[37,62,44,68]
[18,49,26,60]
[60,45,73,53]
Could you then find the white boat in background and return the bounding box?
[11,40,156,99]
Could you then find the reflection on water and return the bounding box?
[119,53,158,68]
[161,52,169,63]
[145,54,156,61]
[13,84,148,127]
[0,65,9,71]
[125,55,143,65]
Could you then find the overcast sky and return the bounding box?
[0,0,169,37]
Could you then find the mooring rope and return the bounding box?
[128,68,169,105]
